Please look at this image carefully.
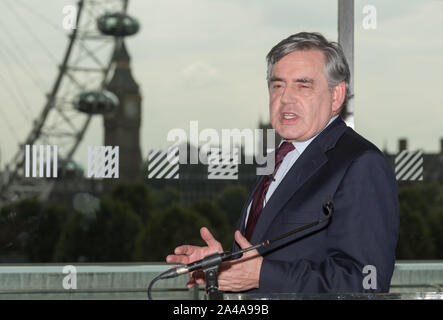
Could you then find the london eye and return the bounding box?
[0,0,140,207]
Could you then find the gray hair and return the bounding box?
[266,32,352,111]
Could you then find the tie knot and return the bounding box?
[276,141,295,158]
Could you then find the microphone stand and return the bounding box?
[148,197,334,300]
[200,252,224,300]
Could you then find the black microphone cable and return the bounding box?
[148,269,174,300]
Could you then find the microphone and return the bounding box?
[159,196,334,280]
[158,251,230,279]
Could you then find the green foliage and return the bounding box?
[396,202,435,259]
[133,204,211,261]
[429,206,443,259]
[54,193,143,263]
[215,184,249,226]
[133,184,250,261]
[52,212,89,262]
[110,183,152,222]
[191,199,233,250]
[0,198,68,262]
[0,198,42,252]
[2,181,443,263]
[26,204,69,262]
[148,186,180,209]
[396,182,443,259]
[89,195,143,261]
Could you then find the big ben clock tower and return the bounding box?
[104,39,142,182]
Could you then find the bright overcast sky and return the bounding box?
[0,0,442,171]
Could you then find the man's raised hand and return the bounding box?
[165,227,223,288]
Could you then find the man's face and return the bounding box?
[269,49,342,142]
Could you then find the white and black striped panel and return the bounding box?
[25,145,58,178]
[147,147,179,179]
[395,150,423,181]
[207,148,238,180]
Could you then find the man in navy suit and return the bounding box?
[166,32,399,293]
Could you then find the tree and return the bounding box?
[148,186,180,209]
[0,198,69,262]
[191,199,233,250]
[26,204,69,261]
[89,195,143,261]
[396,183,441,259]
[52,212,90,262]
[54,193,143,262]
[110,183,152,223]
[429,205,443,259]
[0,198,42,255]
[396,205,435,259]
[134,204,211,261]
[215,184,249,226]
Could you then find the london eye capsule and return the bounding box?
[57,159,84,179]
[97,12,140,36]
[73,90,119,114]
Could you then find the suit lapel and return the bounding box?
[249,142,328,244]
[248,116,349,244]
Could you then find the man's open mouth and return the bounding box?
[282,112,298,120]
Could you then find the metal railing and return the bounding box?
[0,261,442,299]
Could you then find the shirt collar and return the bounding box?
[282,115,339,155]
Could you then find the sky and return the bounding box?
[0,0,442,171]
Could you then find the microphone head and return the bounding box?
[322,196,334,216]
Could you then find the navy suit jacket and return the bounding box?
[233,116,399,293]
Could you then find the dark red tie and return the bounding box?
[245,141,295,241]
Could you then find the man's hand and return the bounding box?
[166,227,223,289]
[217,230,263,292]
[166,228,263,292]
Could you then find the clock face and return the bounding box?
[125,100,139,118]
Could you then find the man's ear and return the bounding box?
[331,81,346,116]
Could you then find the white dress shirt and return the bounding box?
[244,115,339,226]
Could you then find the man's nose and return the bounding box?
[280,87,296,104]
